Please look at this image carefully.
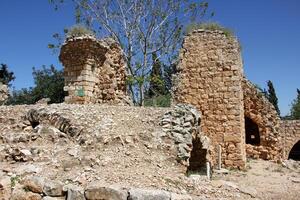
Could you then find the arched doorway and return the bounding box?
[245,117,260,145]
[187,137,207,174]
[289,140,300,160]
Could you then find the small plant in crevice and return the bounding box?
[66,24,95,38]
[10,175,20,189]
[186,22,234,38]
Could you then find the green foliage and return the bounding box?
[10,175,20,188]
[0,63,15,86]
[186,22,234,37]
[266,80,280,116]
[144,94,172,107]
[7,65,64,105]
[147,53,168,98]
[290,89,300,120]
[66,24,95,38]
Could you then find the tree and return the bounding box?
[267,80,280,116]
[49,0,211,105]
[31,65,65,103]
[290,89,300,120]
[0,63,15,86]
[7,65,64,105]
[147,52,167,98]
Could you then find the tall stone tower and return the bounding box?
[173,29,246,169]
[59,36,130,104]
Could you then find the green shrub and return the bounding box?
[144,94,171,107]
[186,22,234,38]
[66,25,95,38]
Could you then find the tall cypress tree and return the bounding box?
[147,53,167,98]
[267,80,280,116]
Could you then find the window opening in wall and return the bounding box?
[187,137,207,175]
[245,117,260,145]
[288,140,300,161]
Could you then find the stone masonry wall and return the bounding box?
[173,29,246,169]
[242,79,282,161]
[280,120,300,159]
[59,36,129,105]
[0,83,8,105]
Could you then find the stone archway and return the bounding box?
[187,135,210,175]
[188,137,207,174]
[245,117,260,145]
[288,140,300,160]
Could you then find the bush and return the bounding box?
[6,65,65,105]
[144,94,172,107]
[186,22,234,38]
[66,25,95,38]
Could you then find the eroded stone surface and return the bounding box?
[59,36,130,105]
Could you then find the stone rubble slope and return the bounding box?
[0,104,256,199]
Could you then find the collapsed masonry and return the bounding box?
[59,35,130,105]
[173,29,300,169]
[0,83,8,105]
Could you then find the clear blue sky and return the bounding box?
[0,0,299,115]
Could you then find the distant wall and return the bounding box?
[280,120,300,159]
[173,29,246,169]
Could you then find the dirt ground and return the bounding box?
[0,104,299,199]
[212,159,300,200]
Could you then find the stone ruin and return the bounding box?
[59,35,130,105]
[58,30,300,171]
[0,83,8,105]
[172,29,300,169]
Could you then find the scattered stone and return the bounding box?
[11,188,42,200]
[170,193,192,200]
[63,184,85,200]
[128,188,170,200]
[85,183,127,200]
[23,176,45,193]
[43,180,64,197]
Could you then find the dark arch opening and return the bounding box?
[289,140,300,161]
[30,121,39,129]
[245,117,260,145]
[187,137,207,175]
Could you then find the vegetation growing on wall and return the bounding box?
[185,22,234,37]
[66,25,95,38]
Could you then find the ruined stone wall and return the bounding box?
[0,83,8,105]
[173,29,246,169]
[59,36,129,105]
[280,120,300,159]
[242,79,282,161]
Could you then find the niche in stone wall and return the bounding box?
[289,140,300,161]
[245,117,260,145]
[187,137,207,174]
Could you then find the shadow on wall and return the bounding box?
[187,136,207,175]
[289,140,300,160]
[245,117,260,145]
